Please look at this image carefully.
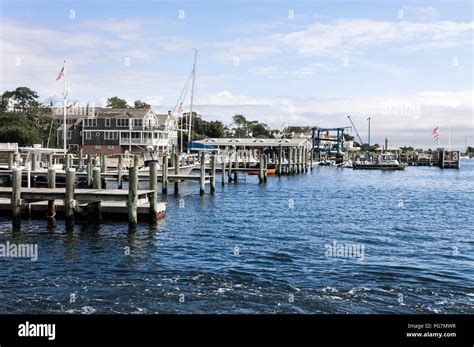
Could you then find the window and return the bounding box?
[108,145,115,150]
[84,118,97,127]
[164,133,169,139]
[95,145,101,150]
[116,118,129,127]
[67,131,72,140]
[133,119,143,127]
[105,118,111,127]
[104,131,118,140]
[85,131,91,140]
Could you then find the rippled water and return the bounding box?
[1,160,473,314]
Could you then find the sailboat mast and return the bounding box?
[187,49,198,154]
[63,60,67,152]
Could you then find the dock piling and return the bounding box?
[65,153,70,171]
[162,153,168,194]
[47,167,56,218]
[199,151,206,195]
[92,167,101,189]
[117,155,123,189]
[278,144,283,176]
[64,169,75,221]
[258,154,264,183]
[210,154,216,194]
[12,168,22,218]
[221,154,226,186]
[174,152,180,194]
[149,161,158,217]
[128,158,138,225]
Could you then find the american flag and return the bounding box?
[66,101,77,109]
[56,66,64,81]
[178,102,184,114]
[432,126,440,140]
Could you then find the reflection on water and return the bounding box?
[0,160,473,313]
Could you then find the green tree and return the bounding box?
[106,97,129,108]
[0,111,45,146]
[250,122,270,138]
[134,100,150,108]
[1,87,42,115]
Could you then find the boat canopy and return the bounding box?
[187,141,217,151]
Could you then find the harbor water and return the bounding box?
[0,160,473,314]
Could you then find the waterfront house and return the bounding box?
[56,107,178,155]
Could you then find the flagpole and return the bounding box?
[63,60,67,152]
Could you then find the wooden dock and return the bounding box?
[0,147,316,226]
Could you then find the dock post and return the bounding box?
[199,151,205,195]
[303,149,307,173]
[234,151,238,183]
[65,169,75,221]
[47,153,54,168]
[100,154,107,173]
[221,154,226,186]
[79,147,84,167]
[174,152,180,194]
[92,167,101,189]
[13,152,21,168]
[117,154,123,189]
[228,152,233,183]
[64,153,70,171]
[293,147,297,174]
[149,161,158,217]
[31,151,38,172]
[263,154,269,183]
[12,168,22,218]
[162,153,168,194]
[8,153,14,170]
[295,147,299,174]
[87,156,92,188]
[210,154,216,194]
[47,167,56,218]
[310,147,313,171]
[128,158,138,225]
[170,145,176,168]
[287,147,292,174]
[258,154,264,183]
[278,144,283,176]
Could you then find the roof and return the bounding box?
[194,138,311,147]
[57,123,74,131]
[156,113,175,126]
[93,107,154,118]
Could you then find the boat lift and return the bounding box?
[311,127,350,160]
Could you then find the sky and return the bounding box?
[0,0,473,149]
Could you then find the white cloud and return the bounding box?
[191,89,473,148]
[197,90,273,105]
[279,20,474,56]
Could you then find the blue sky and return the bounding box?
[1,0,473,148]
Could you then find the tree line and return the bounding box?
[0,89,277,147]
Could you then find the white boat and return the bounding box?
[353,153,405,170]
